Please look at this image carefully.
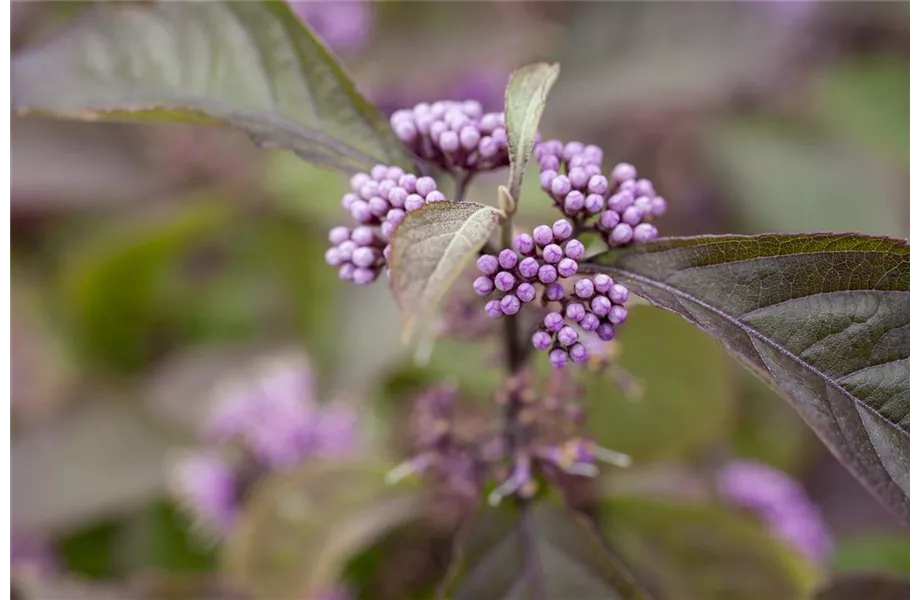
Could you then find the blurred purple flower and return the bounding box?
[290,1,373,53]
[11,534,56,575]
[718,460,833,563]
[169,452,239,538]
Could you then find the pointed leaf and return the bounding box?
[448,503,650,600]
[813,573,909,600]
[389,201,502,341]
[11,1,411,173]
[222,459,418,599]
[584,233,909,520]
[504,62,560,201]
[601,498,818,600]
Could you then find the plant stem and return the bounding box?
[454,170,473,202]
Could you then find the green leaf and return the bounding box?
[600,498,817,600]
[700,117,906,237]
[389,201,502,342]
[585,233,909,520]
[12,402,171,534]
[812,573,909,600]
[222,459,418,599]
[11,1,411,173]
[579,305,732,462]
[832,536,909,578]
[504,62,559,201]
[448,503,650,600]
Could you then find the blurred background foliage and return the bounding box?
[11,1,908,598]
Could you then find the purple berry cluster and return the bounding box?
[536,141,666,247]
[718,460,833,563]
[475,219,585,318]
[325,166,448,284]
[390,101,508,173]
[532,274,629,368]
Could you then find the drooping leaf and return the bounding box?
[11,1,411,173]
[222,459,418,599]
[585,233,909,520]
[701,117,906,237]
[389,202,502,341]
[12,402,172,534]
[577,305,732,462]
[504,62,559,201]
[448,503,650,600]
[812,573,909,600]
[600,498,818,600]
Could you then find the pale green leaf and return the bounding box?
[504,62,559,201]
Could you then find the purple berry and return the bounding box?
[359,182,379,201]
[592,275,613,294]
[565,302,586,322]
[325,247,344,266]
[429,120,447,141]
[568,167,588,190]
[636,178,656,197]
[558,326,579,347]
[563,191,585,215]
[353,267,377,285]
[543,139,563,157]
[633,223,659,243]
[597,323,616,341]
[387,166,405,181]
[590,295,612,316]
[518,257,539,279]
[439,131,460,153]
[380,221,395,241]
[351,226,376,246]
[538,265,558,284]
[481,112,503,131]
[610,223,634,246]
[544,312,564,332]
[386,209,406,225]
[549,349,568,369]
[621,206,642,226]
[500,295,521,315]
[339,263,356,281]
[611,162,637,182]
[598,210,620,232]
[398,174,417,193]
[329,226,351,245]
[499,249,518,270]
[575,278,595,299]
[460,126,481,150]
[368,197,390,217]
[394,121,417,143]
[543,244,563,264]
[378,180,395,198]
[495,271,516,292]
[371,164,389,181]
[585,194,605,215]
[580,313,600,332]
[416,177,437,197]
[337,240,357,259]
[650,196,668,217]
[405,194,425,212]
[609,304,628,325]
[350,201,373,223]
[426,191,447,203]
[477,255,499,275]
[383,244,392,261]
[540,170,557,192]
[462,100,483,118]
[491,127,507,146]
[557,258,578,278]
[587,175,608,195]
[584,144,604,163]
[516,283,536,303]
[565,240,585,260]
[341,193,360,210]
[633,195,652,217]
[551,176,571,199]
[533,225,554,247]
[532,331,552,350]
[350,173,371,191]
[569,343,588,363]
[609,284,629,305]
[544,283,565,302]
[563,141,585,161]
[619,179,637,195]
[540,155,560,172]
[473,276,494,296]
[514,234,535,255]
[485,300,503,319]
[608,191,634,213]
[388,187,408,208]
[478,137,498,158]
[352,246,378,268]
